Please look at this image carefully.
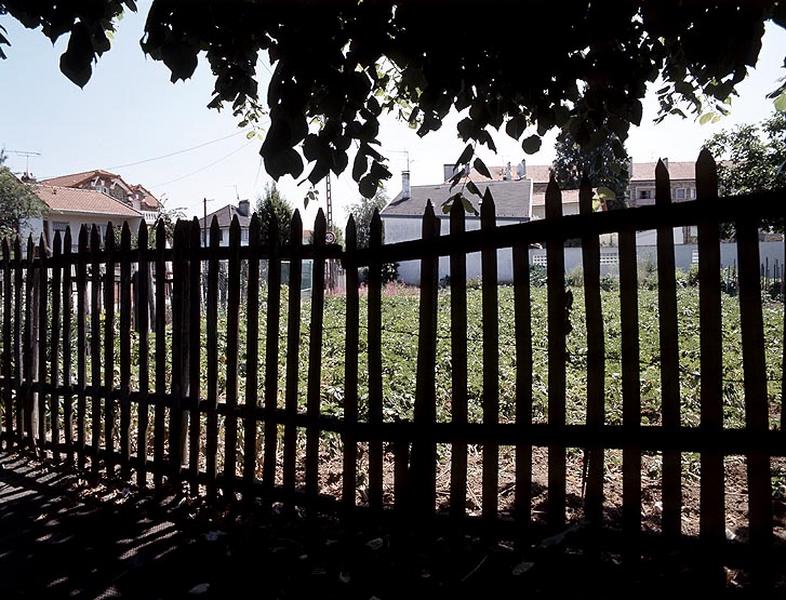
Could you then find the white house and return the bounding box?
[198,200,252,246]
[380,172,533,284]
[23,185,144,251]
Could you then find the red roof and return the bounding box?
[33,186,143,218]
[39,170,161,210]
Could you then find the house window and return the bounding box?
[639,189,653,200]
[675,188,686,200]
[53,221,69,234]
[241,229,249,243]
[690,187,696,199]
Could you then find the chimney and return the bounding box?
[443,163,457,183]
[402,171,411,199]
[238,199,250,216]
[516,160,526,180]
[503,162,512,181]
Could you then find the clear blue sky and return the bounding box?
[1,3,785,227]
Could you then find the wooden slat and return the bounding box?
[449,199,468,519]
[262,214,281,495]
[367,209,384,510]
[736,211,774,575]
[22,236,34,447]
[76,227,88,471]
[119,223,132,478]
[36,235,48,453]
[103,224,116,476]
[187,218,202,495]
[305,210,327,498]
[243,214,261,492]
[2,239,12,448]
[135,221,150,488]
[13,237,22,441]
[655,160,682,541]
[342,216,359,510]
[411,201,439,517]
[90,225,102,475]
[283,211,303,494]
[50,232,62,460]
[223,216,242,492]
[618,207,642,545]
[580,177,605,527]
[168,221,186,479]
[62,229,73,462]
[205,217,221,499]
[545,176,567,528]
[153,219,167,490]
[481,191,499,521]
[696,150,725,552]
[512,236,532,524]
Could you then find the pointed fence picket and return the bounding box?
[0,151,782,588]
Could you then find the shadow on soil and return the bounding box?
[0,451,782,599]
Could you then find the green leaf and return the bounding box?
[505,115,527,140]
[698,112,716,125]
[466,180,482,198]
[473,158,491,179]
[521,134,542,154]
[774,91,786,113]
[456,143,473,166]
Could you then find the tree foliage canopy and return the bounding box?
[2,1,786,196]
[553,130,631,209]
[348,187,388,249]
[256,182,293,245]
[0,166,46,239]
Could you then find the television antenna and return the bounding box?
[5,149,41,178]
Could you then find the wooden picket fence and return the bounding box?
[0,151,785,581]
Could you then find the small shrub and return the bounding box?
[600,273,619,291]
[530,264,547,287]
[565,266,584,288]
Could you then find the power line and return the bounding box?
[150,140,256,188]
[106,131,246,170]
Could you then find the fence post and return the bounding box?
[168,220,188,480]
[655,160,681,543]
[153,219,167,490]
[449,198,468,520]
[76,227,88,471]
[579,176,605,530]
[736,201,774,588]
[119,223,132,478]
[36,235,48,456]
[62,227,73,463]
[2,239,12,449]
[411,200,439,519]
[342,216,359,511]
[136,221,150,488]
[205,217,221,500]
[282,211,303,499]
[305,209,327,499]
[50,231,62,461]
[104,223,116,475]
[13,236,22,442]
[24,235,37,449]
[262,213,281,499]
[242,213,261,496]
[366,209,384,510]
[187,218,202,495]
[481,190,499,522]
[618,182,642,556]
[223,216,241,496]
[545,175,566,528]
[89,225,101,475]
[696,149,725,586]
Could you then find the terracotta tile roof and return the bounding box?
[32,185,143,218]
[39,170,162,210]
[39,170,118,188]
[630,161,694,182]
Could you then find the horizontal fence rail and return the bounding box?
[0,151,785,586]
